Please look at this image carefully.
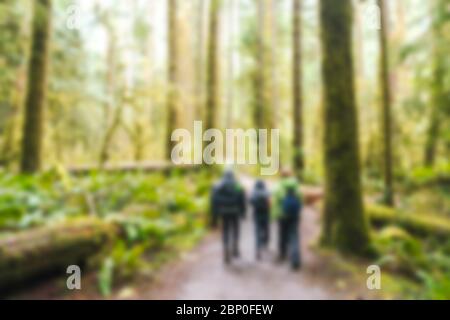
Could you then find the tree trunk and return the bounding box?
[424,0,447,167]
[424,96,442,168]
[226,0,235,129]
[99,102,124,167]
[319,0,371,256]
[166,0,179,160]
[194,0,206,121]
[20,0,52,173]
[292,0,304,177]
[267,0,279,129]
[377,0,394,206]
[1,67,26,167]
[253,0,272,155]
[98,14,120,168]
[205,0,221,132]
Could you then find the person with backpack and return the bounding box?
[282,185,302,270]
[249,180,271,260]
[272,169,302,269]
[210,170,246,264]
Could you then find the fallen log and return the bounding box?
[367,205,450,241]
[0,218,117,293]
[68,162,202,176]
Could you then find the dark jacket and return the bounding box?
[250,180,271,221]
[211,173,246,219]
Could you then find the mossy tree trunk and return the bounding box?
[319,0,371,256]
[166,0,179,160]
[262,0,273,131]
[0,219,116,292]
[292,0,304,177]
[424,78,443,168]
[226,0,235,129]
[195,0,206,122]
[377,0,394,206]
[98,12,120,168]
[267,0,279,129]
[20,0,52,173]
[253,0,273,155]
[424,0,447,167]
[205,0,221,132]
[1,7,29,168]
[1,67,26,167]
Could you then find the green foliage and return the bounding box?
[0,171,80,229]
[418,271,450,300]
[370,205,450,299]
[0,169,214,296]
[98,257,114,297]
[0,169,211,229]
[404,163,450,187]
[374,226,428,277]
[374,227,450,299]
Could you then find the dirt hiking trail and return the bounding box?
[139,177,370,300]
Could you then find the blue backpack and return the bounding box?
[282,189,301,219]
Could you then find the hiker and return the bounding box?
[272,169,302,269]
[249,180,271,260]
[210,170,246,264]
[282,184,302,270]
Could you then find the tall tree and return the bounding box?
[194,0,206,121]
[166,0,179,160]
[226,0,235,129]
[292,0,304,177]
[123,0,153,162]
[96,7,123,167]
[424,0,448,167]
[205,0,221,131]
[252,0,265,132]
[253,0,272,155]
[20,0,52,173]
[319,0,371,255]
[268,0,280,127]
[0,0,29,168]
[377,0,394,206]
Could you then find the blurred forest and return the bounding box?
[0,0,449,299]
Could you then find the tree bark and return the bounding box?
[292,0,304,177]
[20,0,52,173]
[98,13,120,167]
[194,0,206,122]
[377,0,394,206]
[226,0,235,129]
[424,0,447,167]
[166,0,179,160]
[319,0,371,256]
[252,0,272,156]
[256,0,272,130]
[269,0,280,129]
[205,0,221,132]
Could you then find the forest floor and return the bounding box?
[12,176,381,300]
